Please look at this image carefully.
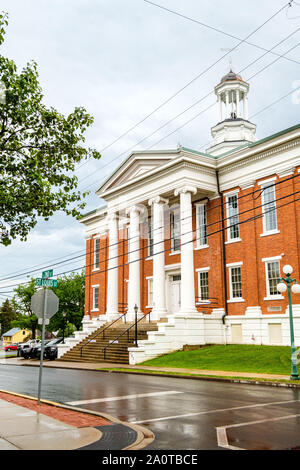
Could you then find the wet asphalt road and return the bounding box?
[1,364,300,450]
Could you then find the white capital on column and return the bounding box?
[174,186,198,314]
[106,212,119,320]
[148,196,169,320]
[126,205,144,319]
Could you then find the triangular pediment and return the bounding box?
[97,151,178,195]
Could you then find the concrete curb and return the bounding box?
[96,368,300,389]
[0,389,154,450]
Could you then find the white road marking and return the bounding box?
[66,390,183,406]
[130,398,300,424]
[216,413,300,450]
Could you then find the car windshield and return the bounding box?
[44,338,61,346]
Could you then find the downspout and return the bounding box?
[216,171,228,342]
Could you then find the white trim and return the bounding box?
[260,181,278,234]
[195,202,208,249]
[91,284,100,288]
[92,285,100,311]
[226,261,243,267]
[261,255,282,262]
[196,267,211,272]
[194,244,209,250]
[169,251,181,256]
[260,229,280,237]
[93,237,100,270]
[225,192,240,242]
[223,188,240,196]
[197,269,210,302]
[258,176,277,186]
[227,298,245,303]
[225,238,242,245]
[264,258,282,299]
[228,264,243,301]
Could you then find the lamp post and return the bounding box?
[62,312,67,344]
[277,265,300,380]
[134,304,138,347]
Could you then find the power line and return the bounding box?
[1,169,299,283]
[1,186,299,292]
[74,1,293,182]
[79,31,300,191]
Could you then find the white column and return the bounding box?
[243,93,248,120]
[236,89,240,117]
[225,90,229,119]
[106,212,119,320]
[174,186,198,314]
[148,196,168,320]
[126,205,142,320]
[218,94,223,122]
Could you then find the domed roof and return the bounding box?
[220,69,244,83]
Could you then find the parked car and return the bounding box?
[22,340,50,359]
[18,339,40,357]
[36,338,64,361]
[3,343,18,351]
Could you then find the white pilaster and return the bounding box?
[106,212,120,320]
[126,205,143,320]
[236,89,240,117]
[174,186,198,314]
[225,91,229,119]
[148,196,169,320]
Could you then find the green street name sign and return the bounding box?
[42,269,53,279]
[35,278,58,288]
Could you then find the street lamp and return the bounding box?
[277,265,300,380]
[62,312,67,344]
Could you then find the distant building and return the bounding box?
[66,70,300,363]
[2,328,31,347]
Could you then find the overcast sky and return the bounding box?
[0,0,299,300]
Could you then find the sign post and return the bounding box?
[31,270,59,405]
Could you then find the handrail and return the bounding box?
[103,312,150,360]
[80,312,127,357]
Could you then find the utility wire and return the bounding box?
[74,1,292,179]
[1,187,299,292]
[1,170,299,283]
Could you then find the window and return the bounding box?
[198,271,209,301]
[94,238,100,269]
[147,278,153,306]
[266,260,281,297]
[196,204,207,247]
[148,218,154,257]
[171,211,180,252]
[92,286,99,310]
[229,266,242,299]
[226,194,240,241]
[262,184,277,233]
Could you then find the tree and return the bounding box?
[11,279,39,338]
[0,12,101,246]
[0,298,18,335]
[12,272,85,339]
[48,271,85,333]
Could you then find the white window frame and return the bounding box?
[196,267,210,303]
[262,256,284,300]
[225,191,241,243]
[93,237,100,271]
[170,210,180,254]
[195,203,209,249]
[92,284,99,311]
[227,262,244,303]
[146,277,153,307]
[259,179,279,236]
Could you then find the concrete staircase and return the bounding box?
[57,318,160,364]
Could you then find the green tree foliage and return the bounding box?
[48,271,85,333]
[11,278,38,338]
[0,12,101,246]
[0,298,18,335]
[12,272,85,339]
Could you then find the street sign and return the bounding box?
[42,269,53,279]
[31,289,59,319]
[35,278,58,288]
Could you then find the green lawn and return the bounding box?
[141,345,297,375]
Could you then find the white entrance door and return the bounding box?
[169,274,181,314]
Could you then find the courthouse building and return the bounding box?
[70,70,300,364]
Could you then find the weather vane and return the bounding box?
[220,48,233,70]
